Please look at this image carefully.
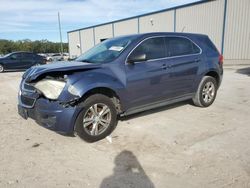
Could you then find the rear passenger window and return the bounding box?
[166,37,200,57]
[130,37,166,60]
[23,53,33,59]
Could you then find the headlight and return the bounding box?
[68,84,79,96]
[34,79,66,100]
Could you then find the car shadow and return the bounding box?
[100,150,155,188]
[236,67,250,76]
[119,100,192,121]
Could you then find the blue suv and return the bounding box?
[18,32,223,142]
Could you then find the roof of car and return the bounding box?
[114,32,207,40]
[11,51,34,54]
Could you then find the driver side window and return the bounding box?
[130,37,166,61]
[10,53,21,59]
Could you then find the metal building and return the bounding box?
[67,0,250,65]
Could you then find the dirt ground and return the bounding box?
[0,66,250,188]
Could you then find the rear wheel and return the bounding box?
[75,94,118,142]
[0,64,4,73]
[192,76,218,107]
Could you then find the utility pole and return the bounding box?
[58,12,63,54]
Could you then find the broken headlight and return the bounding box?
[34,79,66,100]
[68,84,79,96]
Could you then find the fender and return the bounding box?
[58,70,126,106]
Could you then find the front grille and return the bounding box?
[23,83,35,91]
[21,95,35,107]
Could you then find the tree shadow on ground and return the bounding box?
[100,150,155,188]
[236,67,250,76]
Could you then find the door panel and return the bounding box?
[22,53,35,69]
[166,55,200,98]
[5,53,22,69]
[125,59,170,108]
[164,36,201,97]
[124,36,170,109]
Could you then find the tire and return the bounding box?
[75,94,118,142]
[192,76,218,107]
[0,64,4,73]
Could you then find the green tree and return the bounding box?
[0,39,68,55]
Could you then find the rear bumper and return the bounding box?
[18,98,81,134]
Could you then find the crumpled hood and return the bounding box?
[24,61,102,82]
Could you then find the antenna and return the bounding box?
[181,26,186,32]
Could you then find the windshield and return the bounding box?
[2,53,12,58]
[76,36,136,63]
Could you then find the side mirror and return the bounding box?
[127,53,147,64]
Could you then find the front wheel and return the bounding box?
[75,94,118,142]
[0,64,4,73]
[192,76,218,107]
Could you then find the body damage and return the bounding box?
[23,61,126,109]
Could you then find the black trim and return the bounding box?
[121,94,193,116]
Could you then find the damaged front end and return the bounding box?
[18,74,81,134]
[21,73,81,107]
[18,62,100,134]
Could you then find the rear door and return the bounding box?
[165,36,202,98]
[125,36,171,108]
[21,53,35,68]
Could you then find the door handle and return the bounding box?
[162,64,172,70]
[195,58,201,63]
[162,64,167,70]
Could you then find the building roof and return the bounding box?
[68,0,213,33]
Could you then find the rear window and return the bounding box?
[22,53,33,59]
[166,37,200,57]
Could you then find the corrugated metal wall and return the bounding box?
[223,0,250,63]
[176,0,224,51]
[114,19,138,36]
[68,31,81,58]
[139,11,174,33]
[94,24,113,44]
[68,0,250,64]
[80,28,94,53]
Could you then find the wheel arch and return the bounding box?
[0,63,4,72]
[204,70,220,86]
[79,86,123,114]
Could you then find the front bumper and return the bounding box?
[18,89,81,134]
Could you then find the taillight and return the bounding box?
[219,54,223,65]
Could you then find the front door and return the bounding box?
[5,53,22,70]
[125,36,171,109]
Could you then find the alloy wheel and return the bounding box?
[202,81,215,103]
[0,65,3,72]
[83,103,111,136]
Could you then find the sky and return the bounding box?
[0,0,200,42]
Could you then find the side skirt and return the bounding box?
[120,94,194,117]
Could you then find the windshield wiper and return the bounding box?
[78,59,93,63]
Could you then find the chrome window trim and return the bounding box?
[125,35,202,64]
